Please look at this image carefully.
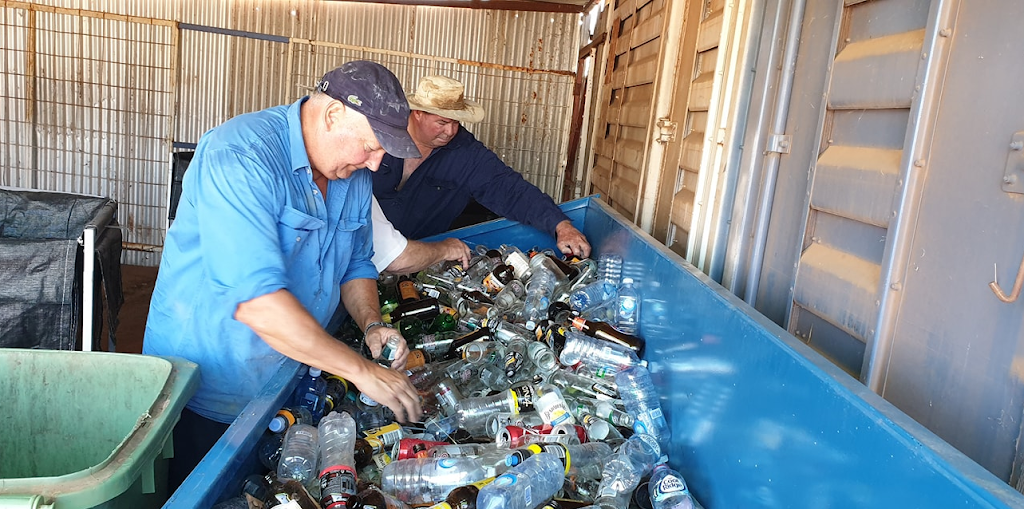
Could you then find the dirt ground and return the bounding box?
[113,265,159,354]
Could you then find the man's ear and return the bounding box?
[324,100,347,132]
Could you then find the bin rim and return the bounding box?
[0,351,199,508]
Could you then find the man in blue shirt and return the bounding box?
[372,75,592,258]
[143,61,423,489]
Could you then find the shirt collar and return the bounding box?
[288,97,312,174]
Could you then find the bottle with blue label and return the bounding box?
[476,452,564,509]
[291,366,327,424]
[649,463,703,509]
[614,277,641,335]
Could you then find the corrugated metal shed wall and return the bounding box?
[0,0,577,265]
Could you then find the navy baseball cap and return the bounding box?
[317,61,419,159]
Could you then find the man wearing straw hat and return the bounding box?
[372,75,591,258]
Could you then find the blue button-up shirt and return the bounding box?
[143,98,378,423]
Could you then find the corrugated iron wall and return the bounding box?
[0,0,578,266]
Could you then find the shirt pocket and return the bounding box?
[330,215,369,285]
[278,207,326,261]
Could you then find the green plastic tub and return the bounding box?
[0,349,198,509]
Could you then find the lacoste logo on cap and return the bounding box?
[346,94,363,106]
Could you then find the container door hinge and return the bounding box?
[767,133,792,154]
[1002,131,1024,195]
[656,118,677,144]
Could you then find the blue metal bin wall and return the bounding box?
[165,196,1024,508]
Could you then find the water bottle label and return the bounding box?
[438,457,459,468]
[493,473,516,487]
[618,296,637,315]
[372,452,392,469]
[652,474,688,500]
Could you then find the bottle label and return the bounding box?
[503,350,525,378]
[362,422,403,446]
[510,385,536,413]
[492,473,516,487]
[537,393,574,428]
[652,474,688,500]
[319,467,357,507]
[358,392,379,406]
[372,452,392,469]
[527,443,570,475]
[482,272,507,293]
[438,457,459,468]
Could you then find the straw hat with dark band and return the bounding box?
[406,75,486,124]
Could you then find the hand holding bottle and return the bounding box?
[365,326,409,370]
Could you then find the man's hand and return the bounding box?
[440,238,472,269]
[353,360,423,423]
[555,220,591,258]
[364,325,410,371]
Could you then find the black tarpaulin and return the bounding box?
[0,188,123,350]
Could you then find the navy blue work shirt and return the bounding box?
[371,126,569,240]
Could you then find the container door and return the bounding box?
[589,0,669,222]
[748,0,1024,482]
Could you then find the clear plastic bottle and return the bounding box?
[597,254,623,285]
[292,367,328,424]
[258,431,284,471]
[614,277,641,335]
[278,423,320,487]
[456,386,534,434]
[381,456,487,505]
[504,442,612,480]
[568,280,617,313]
[522,266,557,329]
[318,411,358,509]
[558,328,642,376]
[476,452,564,509]
[648,463,700,509]
[615,365,671,453]
[593,433,662,508]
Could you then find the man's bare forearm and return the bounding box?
[385,238,471,274]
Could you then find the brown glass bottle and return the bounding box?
[443,477,496,509]
[397,275,420,304]
[265,478,321,509]
[353,485,406,509]
[569,316,645,356]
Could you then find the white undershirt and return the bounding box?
[370,196,408,273]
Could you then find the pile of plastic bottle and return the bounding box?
[213,245,703,509]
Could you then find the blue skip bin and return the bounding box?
[167,196,1024,508]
